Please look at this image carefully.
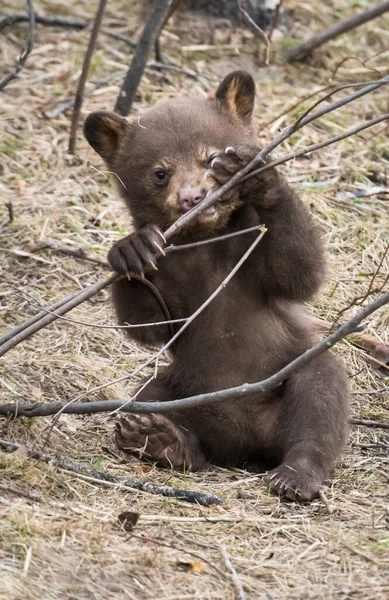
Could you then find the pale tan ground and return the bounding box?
[0,1,389,599]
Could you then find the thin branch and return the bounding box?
[1,291,388,418]
[241,112,389,184]
[68,0,108,154]
[0,0,35,92]
[114,0,175,116]
[0,439,222,506]
[13,287,187,331]
[267,0,284,42]
[0,13,136,46]
[0,289,84,346]
[29,224,263,265]
[238,1,270,65]
[0,274,117,357]
[287,1,389,62]
[27,239,109,266]
[219,544,246,600]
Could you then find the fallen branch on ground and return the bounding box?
[0,439,222,506]
[68,0,107,153]
[287,1,389,62]
[0,12,136,46]
[1,291,388,418]
[349,419,389,430]
[114,0,175,116]
[0,0,35,92]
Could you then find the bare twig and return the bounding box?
[238,1,270,65]
[0,0,35,92]
[114,0,175,116]
[287,1,389,62]
[0,289,84,346]
[241,112,389,184]
[219,544,246,600]
[29,225,263,265]
[13,287,187,331]
[0,13,136,46]
[1,291,388,418]
[68,0,108,153]
[28,239,109,266]
[0,439,222,506]
[267,0,284,42]
[0,275,117,357]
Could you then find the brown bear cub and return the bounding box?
[84,71,349,501]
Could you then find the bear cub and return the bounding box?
[84,71,349,501]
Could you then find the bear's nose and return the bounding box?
[179,187,206,210]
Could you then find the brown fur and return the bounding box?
[84,70,349,501]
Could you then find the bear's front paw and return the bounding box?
[206,145,261,201]
[265,464,321,502]
[108,225,166,277]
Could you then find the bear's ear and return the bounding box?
[83,111,131,164]
[214,71,255,124]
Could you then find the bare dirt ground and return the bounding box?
[1,1,389,599]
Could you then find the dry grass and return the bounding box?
[1,1,389,598]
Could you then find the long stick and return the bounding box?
[0,0,35,92]
[68,0,108,153]
[0,439,222,506]
[287,1,389,62]
[114,0,174,116]
[0,289,84,346]
[0,275,117,357]
[1,291,388,417]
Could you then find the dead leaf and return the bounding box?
[118,511,139,532]
[177,559,204,573]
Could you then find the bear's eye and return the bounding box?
[154,169,170,186]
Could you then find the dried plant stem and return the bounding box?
[219,544,246,600]
[1,291,388,418]
[114,0,175,116]
[0,0,35,92]
[287,1,389,62]
[0,439,222,506]
[68,0,107,153]
[267,0,284,42]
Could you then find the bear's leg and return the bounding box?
[266,353,349,501]
[115,379,206,471]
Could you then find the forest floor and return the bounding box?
[1,1,389,599]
